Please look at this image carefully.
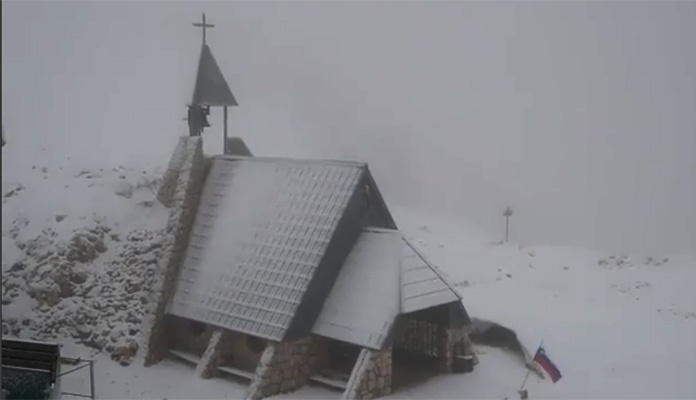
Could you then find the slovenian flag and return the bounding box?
[533,346,562,383]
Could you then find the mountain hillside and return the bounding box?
[2,141,695,399]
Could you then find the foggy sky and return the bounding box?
[2,1,695,256]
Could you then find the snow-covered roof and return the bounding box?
[312,229,463,350]
[167,156,365,341]
[311,228,402,350]
[401,237,461,314]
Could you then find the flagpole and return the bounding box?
[519,340,544,390]
[519,368,532,391]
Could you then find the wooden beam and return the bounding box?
[223,106,228,154]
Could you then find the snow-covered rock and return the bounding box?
[2,146,168,362]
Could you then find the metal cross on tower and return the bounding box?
[193,13,215,46]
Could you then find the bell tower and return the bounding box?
[186,13,239,154]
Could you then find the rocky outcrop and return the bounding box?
[2,223,165,363]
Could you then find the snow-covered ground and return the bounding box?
[392,208,696,399]
[2,140,696,399]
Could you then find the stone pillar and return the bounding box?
[461,330,479,365]
[438,327,466,373]
[195,329,228,378]
[245,337,325,400]
[343,348,392,400]
[143,137,207,366]
[437,326,452,373]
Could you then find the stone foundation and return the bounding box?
[342,348,392,400]
[143,137,207,366]
[245,336,326,400]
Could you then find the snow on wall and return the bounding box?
[156,137,191,207]
[143,136,206,365]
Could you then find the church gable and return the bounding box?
[362,166,397,230]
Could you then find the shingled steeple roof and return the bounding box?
[191,44,238,107]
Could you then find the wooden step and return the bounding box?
[167,349,201,366]
[309,374,348,391]
[216,365,254,381]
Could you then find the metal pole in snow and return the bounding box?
[505,216,510,243]
[519,367,532,391]
[89,360,95,399]
[503,207,513,243]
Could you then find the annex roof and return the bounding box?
[311,228,402,349]
[400,237,461,314]
[311,228,464,350]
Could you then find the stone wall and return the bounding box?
[342,348,392,400]
[156,138,188,207]
[438,327,467,372]
[245,336,327,400]
[217,332,268,373]
[143,136,207,366]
